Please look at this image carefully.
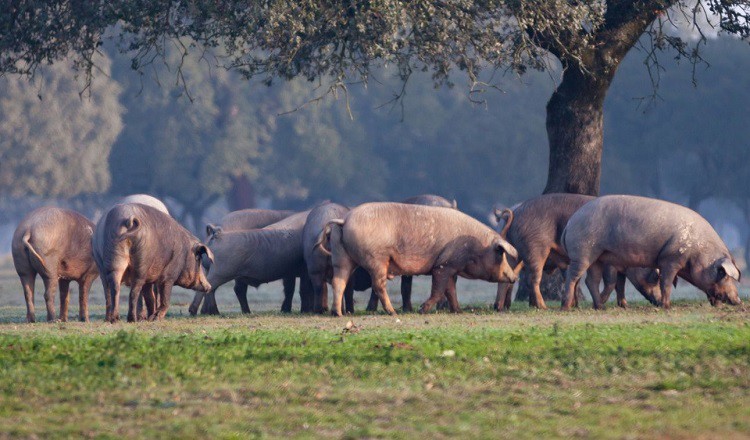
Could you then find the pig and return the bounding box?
[366,194,459,312]
[205,208,295,238]
[11,207,99,322]
[317,202,518,316]
[97,203,212,322]
[118,194,170,214]
[189,210,313,314]
[302,202,371,314]
[400,194,457,209]
[561,195,742,310]
[196,208,296,315]
[93,194,170,320]
[493,194,665,311]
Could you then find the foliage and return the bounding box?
[0,304,748,438]
[0,54,123,197]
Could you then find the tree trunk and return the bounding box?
[543,67,610,196]
[517,66,612,303]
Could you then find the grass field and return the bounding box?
[0,259,749,439]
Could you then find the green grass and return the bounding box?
[1,259,749,439]
[0,303,749,439]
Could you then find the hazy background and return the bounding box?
[1,35,748,267]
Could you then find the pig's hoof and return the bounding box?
[188,304,199,316]
[331,310,343,317]
[418,305,432,314]
[26,314,35,323]
[79,316,89,323]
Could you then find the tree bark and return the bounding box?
[543,67,610,196]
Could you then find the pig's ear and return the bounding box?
[718,259,741,282]
[647,269,660,284]
[451,199,458,210]
[195,244,214,265]
[206,224,217,238]
[495,239,518,261]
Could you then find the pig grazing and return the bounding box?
[561,195,742,309]
[319,202,518,316]
[12,207,99,322]
[190,211,312,314]
[97,203,212,322]
[197,208,296,315]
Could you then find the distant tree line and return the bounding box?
[0,37,748,232]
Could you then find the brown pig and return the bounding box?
[12,207,99,322]
[561,195,742,309]
[196,208,296,315]
[318,202,518,316]
[366,194,459,312]
[97,203,212,322]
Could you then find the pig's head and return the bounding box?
[695,257,741,306]
[464,237,518,283]
[633,268,664,306]
[178,242,213,292]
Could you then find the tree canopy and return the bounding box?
[2,0,748,198]
[0,53,122,197]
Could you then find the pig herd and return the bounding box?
[10,192,742,323]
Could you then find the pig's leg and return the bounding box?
[42,275,58,322]
[105,269,126,323]
[300,272,314,313]
[201,290,220,315]
[444,275,461,313]
[281,277,296,313]
[584,265,604,310]
[371,270,397,316]
[366,290,379,312]
[599,266,617,305]
[78,275,94,322]
[58,279,71,322]
[527,261,548,310]
[142,284,156,319]
[127,281,146,323]
[149,282,173,321]
[330,258,355,317]
[401,276,413,312]
[311,272,328,313]
[562,260,589,311]
[419,270,452,313]
[234,280,251,314]
[20,273,36,323]
[137,284,153,321]
[188,291,205,316]
[494,283,514,311]
[344,282,355,314]
[614,273,628,308]
[319,283,329,313]
[657,264,680,309]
